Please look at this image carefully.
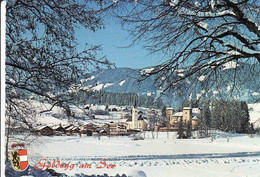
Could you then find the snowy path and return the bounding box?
[29,151,260,173]
[28,153,260,177]
[30,151,260,162]
[22,134,260,176]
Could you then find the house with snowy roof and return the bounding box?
[52,124,66,135]
[35,125,53,136]
[108,122,128,135]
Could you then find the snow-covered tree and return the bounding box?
[177,118,185,139]
[5,0,113,161]
[198,113,207,137]
[5,0,112,123]
[204,103,211,133]
[186,120,192,138]
[211,99,250,133]
[110,0,260,99]
[240,101,250,133]
[161,105,167,119]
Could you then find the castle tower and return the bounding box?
[183,107,192,123]
[166,108,174,127]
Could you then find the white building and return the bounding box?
[126,98,148,130]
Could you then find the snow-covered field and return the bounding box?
[8,101,260,176]
[9,132,260,177]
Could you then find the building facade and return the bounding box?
[126,99,148,131]
[166,107,200,130]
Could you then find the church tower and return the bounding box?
[132,96,138,129]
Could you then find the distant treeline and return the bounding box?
[197,99,252,136]
[71,90,164,108]
[178,99,253,136]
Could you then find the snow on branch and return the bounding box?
[177,7,236,17]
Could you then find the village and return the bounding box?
[29,98,201,138]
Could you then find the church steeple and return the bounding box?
[132,95,138,128]
[133,95,137,108]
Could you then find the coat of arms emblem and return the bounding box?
[11,143,28,171]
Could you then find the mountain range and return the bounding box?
[78,65,259,108]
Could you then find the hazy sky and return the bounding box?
[75,19,166,69]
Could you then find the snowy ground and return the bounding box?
[8,101,260,176]
[9,132,260,177]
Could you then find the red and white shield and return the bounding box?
[11,144,29,171]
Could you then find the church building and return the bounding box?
[126,98,148,131]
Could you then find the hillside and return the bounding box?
[80,68,158,95]
[76,65,259,107]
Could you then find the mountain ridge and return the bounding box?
[78,64,259,107]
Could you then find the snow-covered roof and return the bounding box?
[83,122,95,126]
[166,107,174,110]
[63,124,73,128]
[51,125,62,129]
[171,108,201,117]
[65,126,74,130]
[144,119,149,124]
[71,126,80,131]
[35,125,52,131]
[192,116,198,120]
[65,126,80,131]
[173,112,183,116]
[120,119,128,123]
[192,108,201,113]
[95,115,111,119]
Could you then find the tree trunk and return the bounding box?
[5,111,11,162]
